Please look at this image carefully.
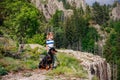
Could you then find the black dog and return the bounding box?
[38,48,57,70]
[38,54,53,70]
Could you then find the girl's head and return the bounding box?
[46,32,54,39]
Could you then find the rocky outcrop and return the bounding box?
[30,0,86,20]
[16,43,112,80]
[91,24,107,56]
[66,0,86,10]
[58,49,111,80]
[23,44,45,49]
[111,2,120,20]
[1,42,111,80]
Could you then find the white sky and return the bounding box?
[85,0,115,5]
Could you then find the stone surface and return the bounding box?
[66,0,86,10]
[111,3,120,20]
[30,0,86,20]
[58,49,111,80]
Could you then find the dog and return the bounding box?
[38,54,53,70]
[38,48,57,70]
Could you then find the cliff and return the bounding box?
[58,49,111,80]
[111,2,120,20]
[30,0,86,20]
[22,44,111,80]
[66,0,86,10]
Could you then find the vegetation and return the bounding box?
[0,45,45,75]
[0,37,44,76]
[0,56,39,75]
[0,0,100,54]
[0,0,120,80]
[27,34,45,45]
[0,65,8,76]
[103,21,120,80]
[0,0,45,44]
[92,2,110,25]
[58,0,71,9]
[47,53,87,78]
[51,9,99,53]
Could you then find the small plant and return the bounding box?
[105,27,112,33]
[0,65,8,76]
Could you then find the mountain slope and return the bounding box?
[2,44,111,80]
[30,0,86,20]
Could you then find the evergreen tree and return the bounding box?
[103,21,120,80]
[92,2,110,25]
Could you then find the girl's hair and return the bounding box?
[46,32,54,39]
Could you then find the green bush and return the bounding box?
[105,27,112,33]
[22,47,41,60]
[0,65,8,76]
[0,57,22,72]
[0,37,18,57]
[27,34,45,46]
[29,47,40,60]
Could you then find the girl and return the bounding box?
[46,32,54,52]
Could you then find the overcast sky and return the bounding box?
[85,0,116,5]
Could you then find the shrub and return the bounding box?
[22,47,42,60]
[105,27,112,33]
[0,65,8,76]
[27,34,45,46]
[1,57,22,72]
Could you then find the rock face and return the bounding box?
[30,0,86,20]
[91,24,107,56]
[58,49,111,80]
[111,3,120,20]
[66,0,86,10]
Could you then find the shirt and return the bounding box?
[46,40,54,49]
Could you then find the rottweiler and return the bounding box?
[38,54,53,70]
[38,48,57,70]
